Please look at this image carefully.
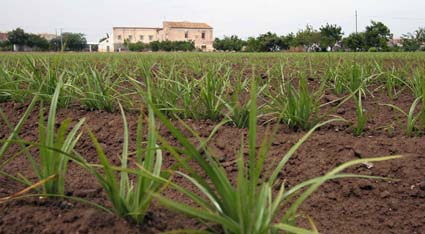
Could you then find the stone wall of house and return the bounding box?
[112,27,160,51]
[162,27,214,51]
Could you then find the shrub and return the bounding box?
[128,42,145,52]
[214,35,246,51]
[147,40,195,52]
[368,47,378,52]
[0,40,12,51]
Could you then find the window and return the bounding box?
[201,32,205,39]
[140,35,144,41]
[149,35,153,41]
[128,35,133,40]
[117,35,122,40]
[201,45,207,49]
[185,31,189,39]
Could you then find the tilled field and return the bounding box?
[1,53,425,234]
[0,100,424,234]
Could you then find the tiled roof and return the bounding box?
[113,27,162,30]
[163,21,212,29]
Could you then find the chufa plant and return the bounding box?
[78,82,166,224]
[148,77,401,234]
[0,79,85,196]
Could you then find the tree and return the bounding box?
[401,35,420,51]
[243,32,287,52]
[8,28,50,51]
[401,27,425,51]
[365,21,392,50]
[7,28,28,46]
[243,37,259,52]
[63,32,87,51]
[51,32,87,51]
[0,40,12,51]
[281,33,295,50]
[213,35,246,51]
[416,27,425,43]
[342,32,366,51]
[49,37,61,51]
[256,32,285,51]
[26,34,49,51]
[294,25,321,51]
[149,41,160,51]
[128,42,145,52]
[319,23,343,51]
[174,41,195,51]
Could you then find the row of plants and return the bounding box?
[0,77,401,233]
[1,53,424,136]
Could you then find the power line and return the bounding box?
[366,15,425,21]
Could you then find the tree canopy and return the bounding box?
[365,21,392,50]
[7,28,49,51]
[242,32,294,52]
[342,33,366,51]
[7,28,28,46]
[319,23,343,51]
[293,25,321,50]
[213,35,246,51]
[401,27,425,51]
[50,33,87,51]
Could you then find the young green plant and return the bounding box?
[380,97,423,136]
[1,80,85,195]
[150,77,400,234]
[267,67,325,130]
[37,80,85,195]
[353,90,366,136]
[82,99,165,224]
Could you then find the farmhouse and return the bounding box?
[99,21,213,52]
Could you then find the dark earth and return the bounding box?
[0,85,424,234]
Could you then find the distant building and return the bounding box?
[0,32,8,41]
[112,26,162,52]
[160,21,213,51]
[86,42,99,52]
[99,21,214,52]
[38,33,57,41]
[388,38,402,47]
[98,37,113,52]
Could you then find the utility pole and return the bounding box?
[355,10,358,34]
[60,28,63,50]
[55,28,58,51]
[55,28,64,51]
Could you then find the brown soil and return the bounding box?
[1,93,424,234]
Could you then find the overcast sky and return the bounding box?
[1,0,424,42]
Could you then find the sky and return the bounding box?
[1,0,424,42]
